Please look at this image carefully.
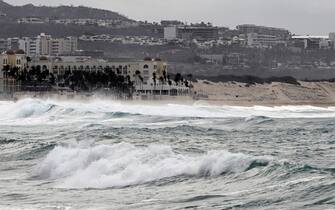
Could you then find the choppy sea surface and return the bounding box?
[0,98,334,210]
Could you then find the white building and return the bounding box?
[19,33,78,56]
[0,39,8,53]
[164,26,178,40]
[17,17,47,24]
[0,38,20,53]
[247,33,287,48]
[292,35,330,49]
[329,33,335,50]
[19,37,40,56]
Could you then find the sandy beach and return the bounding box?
[192,80,335,106]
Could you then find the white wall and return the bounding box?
[164,26,178,40]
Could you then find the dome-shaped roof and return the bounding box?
[6,50,15,55]
[15,49,25,54]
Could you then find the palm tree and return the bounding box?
[174,73,182,85]
[135,70,143,93]
[167,75,172,86]
[163,70,167,83]
[2,65,10,78]
[152,72,157,94]
[159,76,164,95]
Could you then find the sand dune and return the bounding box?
[192,80,335,106]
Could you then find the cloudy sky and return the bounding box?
[8,0,335,35]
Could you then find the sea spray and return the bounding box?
[1,98,335,124]
[1,97,334,209]
[35,143,272,189]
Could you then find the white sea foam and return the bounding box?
[1,98,335,124]
[35,143,270,189]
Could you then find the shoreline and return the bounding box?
[2,80,335,107]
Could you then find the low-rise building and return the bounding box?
[17,17,48,24]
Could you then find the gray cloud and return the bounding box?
[8,0,335,35]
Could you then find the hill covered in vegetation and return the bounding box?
[0,0,130,20]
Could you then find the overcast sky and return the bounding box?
[8,0,335,35]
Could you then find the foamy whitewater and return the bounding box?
[0,98,334,209]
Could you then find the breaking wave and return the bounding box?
[1,98,335,122]
[35,143,271,189]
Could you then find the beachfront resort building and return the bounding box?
[0,51,189,95]
[0,50,27,72]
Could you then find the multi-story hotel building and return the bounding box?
[237,24,290,48]
[19,33,78,56]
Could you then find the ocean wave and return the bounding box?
[1,98,335,123]
[35,143,271,189]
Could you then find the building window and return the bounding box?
[154,65,157,69]
[143,64,149,69]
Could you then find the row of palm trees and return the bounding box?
[2,65,193,97]
[2,65,134,96]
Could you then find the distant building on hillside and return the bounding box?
[247,33,288,48]
[0,39,8,53]
[237,24,290,48]
[291,35,330,49]
[329,33,335,50]
[19,33,78,56]
[17,17,48,24]
[164,25,219,41]
[164,26,178,41]
[160,20,184,27]
[237,24,290,39]
[0,38,20,53]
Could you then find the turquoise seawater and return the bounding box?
[0,98,334,209]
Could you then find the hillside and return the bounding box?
[0,0,130,20]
